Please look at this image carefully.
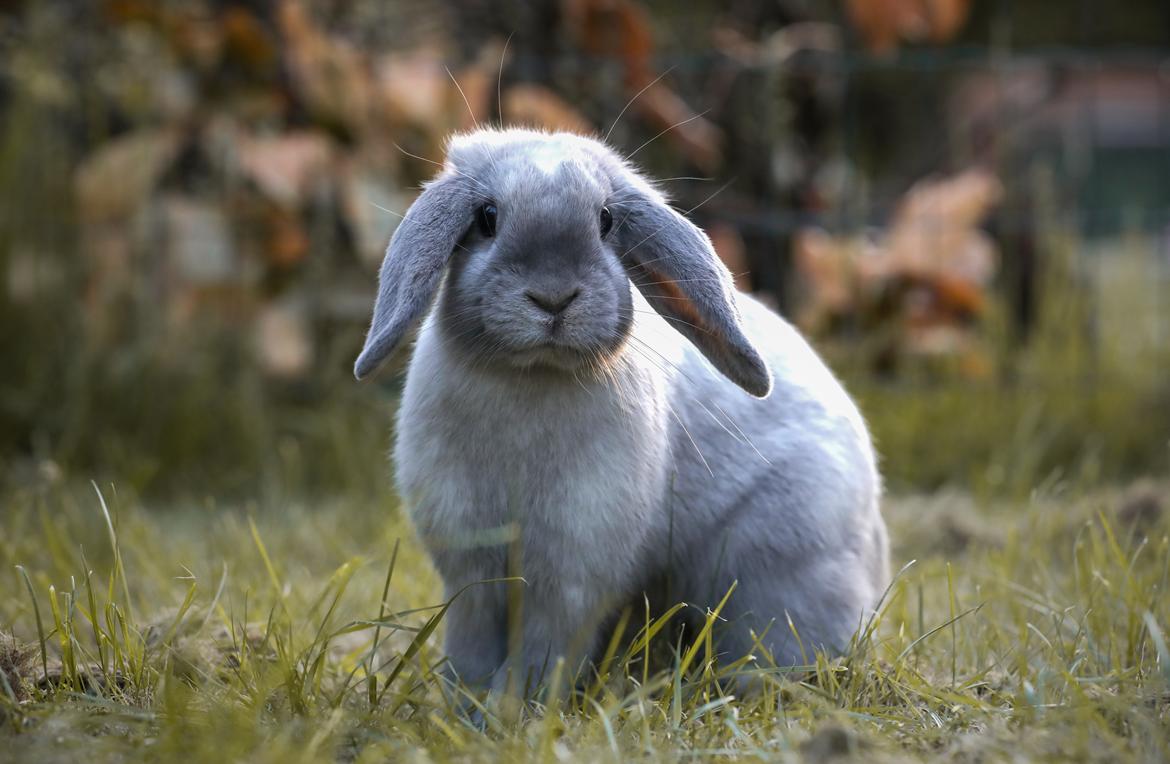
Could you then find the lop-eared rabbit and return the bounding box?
[356,129,888,695]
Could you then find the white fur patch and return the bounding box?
[529,143,572,176]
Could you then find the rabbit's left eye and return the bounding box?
[477,203,498,237]
[599,206,613,237]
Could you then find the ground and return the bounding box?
[0,479,1167,763]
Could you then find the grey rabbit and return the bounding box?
[355,128,889,695]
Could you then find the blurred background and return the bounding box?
[0,0,1167,500]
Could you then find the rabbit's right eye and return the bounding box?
[476,203,498,238]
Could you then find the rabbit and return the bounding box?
[354,128,889,696]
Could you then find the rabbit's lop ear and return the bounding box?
[354,175,477,380]
[615,193,772,398]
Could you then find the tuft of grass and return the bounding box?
[1,480,1167,762]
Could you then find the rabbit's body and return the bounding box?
[398,301,670,686]
[357,128,888,692]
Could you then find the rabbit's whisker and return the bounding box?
[446,64,481,132]
[661,373,713,475]
[371,202,474,254]
[496,32,513,127]
[656,176,714,184]
[629,308,711,335]
[625,334,770,465]
[631,341,747,447]
[682,178,735,215]
[604,65,677,143]
[445,64,504,179]
[619,179,736,265]
[392,142,495,199]
[630,276,727,288]
[625,109,712,163]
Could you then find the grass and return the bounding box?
[1,478,1167,763]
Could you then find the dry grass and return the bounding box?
[1,479,1167,763]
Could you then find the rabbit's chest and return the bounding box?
[395,352,669,577]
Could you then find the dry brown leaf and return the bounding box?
[375,46,450,130]
[846,0,972,53]
[279,0,372,136]
[794,167,1002,371]
[235,130,334,207]
[74,129,182,223]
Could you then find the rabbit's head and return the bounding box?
[355,129,771,398]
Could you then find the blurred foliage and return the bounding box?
[1,0,1168,499]
[849,206,1170,493]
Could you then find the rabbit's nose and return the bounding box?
[526,288,580,316]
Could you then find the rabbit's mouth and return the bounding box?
[494,318,632,373]
[508,340,614,371]
[468,295,632,373]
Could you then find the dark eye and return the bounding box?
[599,206,613,237]
[477,203,498,237]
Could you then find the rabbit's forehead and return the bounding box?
[527,141,572,176]
[514,158,604,203]
[450,133,611,200]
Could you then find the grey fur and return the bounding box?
[354,175,483,379]
[615,196,772,397]
[356,129,889,694]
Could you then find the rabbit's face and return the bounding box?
[355,129,771,398]
[436,135,633,372]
